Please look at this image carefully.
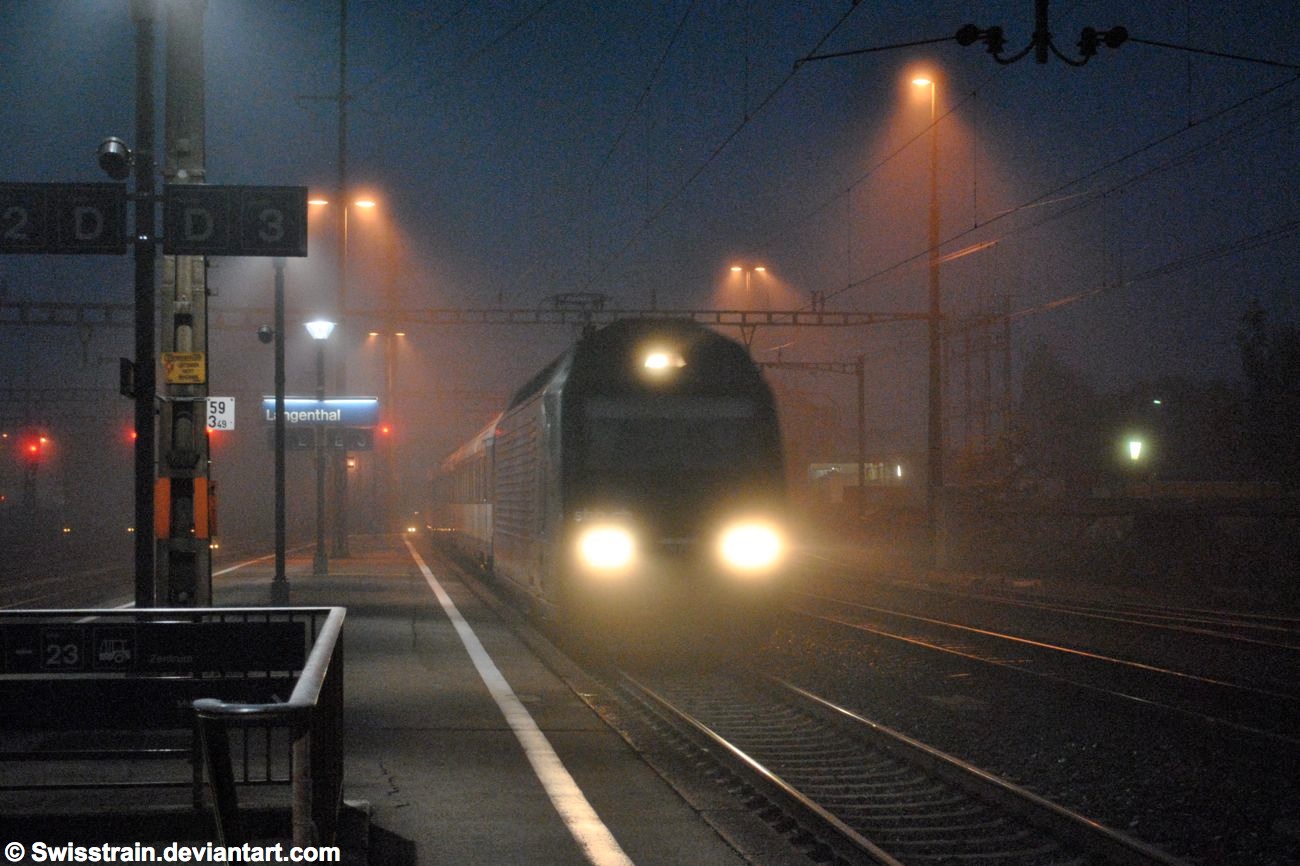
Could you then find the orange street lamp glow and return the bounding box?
[307,197,330,206]
[912,76,933,87]
[354,199,377,209]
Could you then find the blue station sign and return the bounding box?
[262,397,379,427]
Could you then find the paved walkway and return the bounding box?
[214,535,748,866]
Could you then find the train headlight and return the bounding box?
[717,520,786,576]
[577,524,637,574]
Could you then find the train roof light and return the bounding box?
[641,346,686,379]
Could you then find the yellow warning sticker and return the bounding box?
[162,351,206,384]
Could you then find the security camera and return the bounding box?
[97,137,133,181]
[257,325,274,345]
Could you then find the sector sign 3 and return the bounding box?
[163,185,307,257]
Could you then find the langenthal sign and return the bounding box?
[262,397,379,426]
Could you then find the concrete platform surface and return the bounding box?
[213,535,748,866]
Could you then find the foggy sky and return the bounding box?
[2,1,1297,543]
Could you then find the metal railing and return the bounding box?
[0,606,345,846]
[194,606,345,846]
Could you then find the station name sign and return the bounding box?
[262,397,379,427]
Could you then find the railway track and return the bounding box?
[613,667,1183,866]
[790,590,1300,746]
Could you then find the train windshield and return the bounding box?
[579,396,770,476]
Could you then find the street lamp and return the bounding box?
[913,73,944,569]
[309,193,380,559]
[306,319,335,576]
[1127,438,1144,462]
[729,264,768,308]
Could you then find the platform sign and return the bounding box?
[261,397,379,427]
[207,396,235,430]
[163,184,307,257]
[0,182,127,254]
[265,426,373,451]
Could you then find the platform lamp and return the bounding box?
[306,319,336,576]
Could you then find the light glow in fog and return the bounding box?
[718,520,785,575]
[577,525,637,573]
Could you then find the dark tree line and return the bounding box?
[1011,325,1272,493]
[1237,300,1300,491]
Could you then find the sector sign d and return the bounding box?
[163,184,307,257]
[0,182,127,254]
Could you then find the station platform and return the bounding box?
[210,534,751,866]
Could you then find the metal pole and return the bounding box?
[131,0,158,608]
[272,259,288,599]
[332,0,351,559]
[314,342,328,576]
[856,355,866,518]
[924,80,945,570]
[159,0,210,606]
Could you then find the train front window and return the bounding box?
[580,397,765,475]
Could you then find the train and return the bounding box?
[428,318,790,641]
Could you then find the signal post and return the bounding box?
[157,0,211,605]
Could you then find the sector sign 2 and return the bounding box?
[163,184,307,257]
[0,182,127,254]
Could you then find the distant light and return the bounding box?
[896,464,904,478]
[730,265,743,273]
[305,319,336,341]
[354,199,377,209]
[368,331,380,337]
[307,197,330,206]
[912,76,933,87]
[394,332,406,337]
[1152,399,1162,406]
[753,266,766,273]
[1128,439,1144,462]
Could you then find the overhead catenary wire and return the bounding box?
[563,0,868,297]
[813,73,1300,308]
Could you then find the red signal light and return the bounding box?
[20,434,49,461]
